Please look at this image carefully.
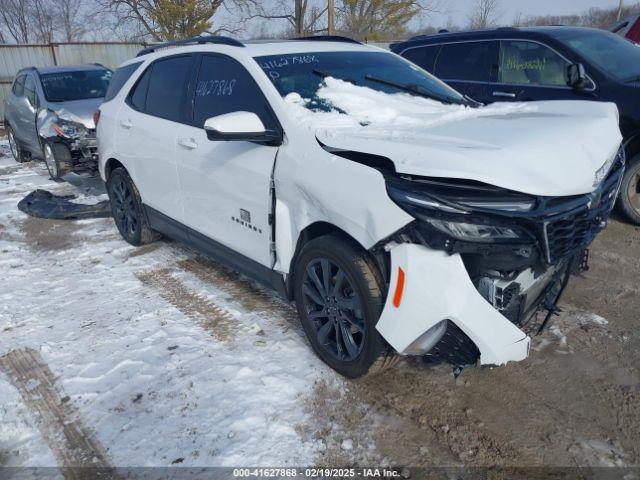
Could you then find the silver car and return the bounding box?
[3,64,112,179]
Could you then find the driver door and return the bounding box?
[174,53,281,267]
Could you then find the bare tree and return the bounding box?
[238,0,329,36]
[0,0,31,43]
[337,0,438,41]
[31,0,56,42]
[57,0,87,41]
[467,0,501,30]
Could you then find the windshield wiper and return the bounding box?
[623,74,640,83]
[364,74,467,106]
[312,69,357,85]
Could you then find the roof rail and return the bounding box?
[291,35,362,45]
[137,35,245,57]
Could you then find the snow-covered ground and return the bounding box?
[0,141,343,467]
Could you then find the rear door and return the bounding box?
[174,53,281,267]
[433,41,498,104]
[115,54,194,221]
[491,40,584,103]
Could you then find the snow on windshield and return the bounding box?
[284,77,538,135]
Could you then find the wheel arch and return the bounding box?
[104,157,126,182]
[286,221,390,299]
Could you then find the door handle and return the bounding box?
[120,119,133,129]
[177,138,198,150]
[493,91,516,98]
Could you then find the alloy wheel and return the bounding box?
[8,130,19,161]
[628,170,640,213]
[110,177,138,237]
[44,144,58,178]
[302,258,365,361]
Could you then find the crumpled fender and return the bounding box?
[376,242,530,366]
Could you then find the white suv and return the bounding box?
[97,35,624,378]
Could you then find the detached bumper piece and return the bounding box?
[376,244,531,367]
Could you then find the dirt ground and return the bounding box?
[309,213,640,468]
[1,148,639,470]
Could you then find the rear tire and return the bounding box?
[7,126,29,163]
[106,167,160,246]
[293,235,397,378]
[619,154,640,225]
[43,142,72,180]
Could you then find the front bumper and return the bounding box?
[376,243,531,366]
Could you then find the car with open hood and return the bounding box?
[96,36,624,378]
[3,64,112,179]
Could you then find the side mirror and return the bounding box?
[204,111,281,145]
[566,63,590,90]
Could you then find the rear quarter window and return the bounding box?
[104,62,143,102]
[402,45,441,73]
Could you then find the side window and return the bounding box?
[23,75,38,106]
[13,75,25,96]
[435,41,495,82]
[128,67,151,112]
[499,41,569,86]
[145,55,192,122]
[105,62,142,102]
[192,55,275,129]
[402,45,441,73]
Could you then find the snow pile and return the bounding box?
[0,155,340,467]
[0,138,10,158]
[284,77,538,136]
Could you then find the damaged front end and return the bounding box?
[37,109,98,174]
[375,146,625,367]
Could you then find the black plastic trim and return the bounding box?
[143,205,289,299]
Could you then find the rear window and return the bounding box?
[41,69,113,102]
[105,62,142,102]
[402,45,441,73]
[435,41,495,82]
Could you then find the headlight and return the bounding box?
[53,119,86,139]
[424,218,522,243]
[387,179,534,244]
[593,145,625,188]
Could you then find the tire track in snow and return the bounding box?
[177,256,299,325]
[136,267,243,342]
[0,348,116,478]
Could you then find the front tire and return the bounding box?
[293,235,396,378]
[619,154,640,225]
[43,142,71,180]
[106,167,160,246]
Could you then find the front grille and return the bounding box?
[543,154,624,264]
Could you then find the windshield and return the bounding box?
[40,69,113,102]
[254,51,467,109]
[553,29,640,81]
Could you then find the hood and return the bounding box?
[51,98,103,129]
[316,100,622,197]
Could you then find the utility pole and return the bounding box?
[617,0,624,21]
[327,0,335,35]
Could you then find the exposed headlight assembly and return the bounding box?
[424,218,523,243]
[387,180,534,244]
[53,119,86,139]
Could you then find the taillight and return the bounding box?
[93,110,101,128]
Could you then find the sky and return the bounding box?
[428,0,624,27]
